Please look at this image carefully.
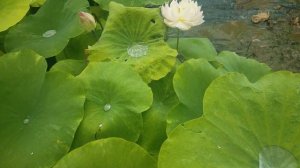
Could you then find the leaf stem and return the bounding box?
[176,29,180,53]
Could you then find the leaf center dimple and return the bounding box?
[127,44,148,58]
[42,30,56,38]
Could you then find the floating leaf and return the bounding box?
[72,62,153,148]
[88,2,177,83]
[5,0,89,57]
[167,38,218,61]
[94,0,166,10]
[138,73,178,156]
[51,59,87,76]
[168,54,271,134]
[56,30,101,61]
[166,59,225,134]
[54,138,157,168]
[166,103,197,135]
[159,72,300,168]
[216,51,272,82]
[0,50,85,168]
[0,0,31,32]
[30,0,46,7]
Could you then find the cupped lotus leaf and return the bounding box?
[72,62,153,148]
[138,73,179,156]
[88,2,177,83]
[216,51,272,82]
[94,0,166,10]
[0,0,31,32]
[51,59,87,76]
[5,0,89,57]
[0,50,85,168]
[167,38,218,61]
[54,138,157,168]
[159,72,300,168]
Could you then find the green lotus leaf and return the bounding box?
[72,62,153,148]
[0,0,31,32]
[56,30,102,61]
[159,71,300,168]
[54,138,157,168]
[138,73,178,156]
[30,0,46,7]
[0,50,85,168]
[51,59,87,76]
[88,2,177,83]
[167,38,218,61]
[169,55,271,134]
[173,59,226,116]
[166,103,197,135]
[5,0,89,57]
[216,51,272,82]
[0,31,6,51]
[94,0,166,10]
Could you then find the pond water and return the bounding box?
[182,0,300,72]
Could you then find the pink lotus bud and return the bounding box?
[79,12,97,32]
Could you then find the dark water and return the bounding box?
[185,0,300,72]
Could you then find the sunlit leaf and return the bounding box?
[54,138,157,168]
[88,2,177,83]
[0,0,31,32]
[159,72,300,168]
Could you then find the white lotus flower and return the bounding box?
[161,0,204,31]
[79,12,97,32]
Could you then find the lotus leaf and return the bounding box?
[5,0,89,57]
[72,62,153,148]
[88,2,177,83]
[54,138,157,168]
[216,51,272,82]
[138,73,178,156]
[159,71,300,168]
[94,0,166,10]
[56,31,101,61]
[0,50,85,168]
[51,59,87,76]
[30,0,46,7]
[0,0,31,32]
[168,54,271,134]
[166,59,225,134]
[167,38,218,61]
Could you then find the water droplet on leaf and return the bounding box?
[42,30,56,38]
[23,118,30,124]
[127,44,148,58]
[259,146,297,168]
[103,104,111,112]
